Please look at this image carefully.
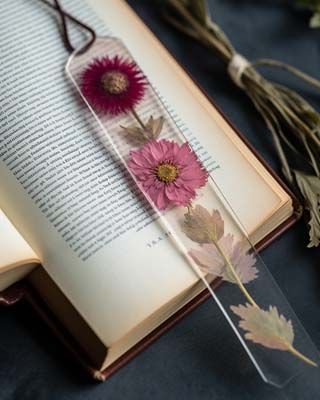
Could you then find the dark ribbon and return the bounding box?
[39,0,96,53]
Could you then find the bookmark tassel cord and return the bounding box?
[38,0,96,53]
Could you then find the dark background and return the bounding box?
[1,1,320,399]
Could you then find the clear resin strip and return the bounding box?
[66,37,319,388]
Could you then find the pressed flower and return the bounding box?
[231,303,317,367]
[81,56,147,115]
[183,205,224,244]
[189,234,258,284]
[128,139,208,210]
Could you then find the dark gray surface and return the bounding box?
[1,1,320,399]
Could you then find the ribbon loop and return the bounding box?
[39,0,96,53]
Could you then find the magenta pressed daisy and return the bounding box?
[81,56,147,115]
[128,139,208,210]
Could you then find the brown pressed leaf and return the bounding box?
[294,170,320,247]
[182,205,224,244]
[120,125,147,144]
[145,115,165,139]
[231,304,294,351]
[189,234,258,283]
[121,115,165,143]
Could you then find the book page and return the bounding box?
[0,210,38,272]
[0,0,288,345]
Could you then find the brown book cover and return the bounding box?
[0,2,302,382]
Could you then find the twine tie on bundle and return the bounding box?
[227,54,250,89]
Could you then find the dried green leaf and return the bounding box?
[183,205,224,244]
[231,304,294,351]
[297,0,320,27]
[189,234,258,284]
[310,12,320,27]
[294,170,320,247]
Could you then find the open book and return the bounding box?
[0,0,298,379]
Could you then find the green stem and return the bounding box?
[213,238,259,308]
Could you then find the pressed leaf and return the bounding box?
[121,115,165,144]
[189,234,258,284]
[145,115,164,139]
[294,170,320,247]
[121,125,146,144]
[183,205,224,244]
[231,304,294,351]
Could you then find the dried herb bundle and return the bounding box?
[163,0,320,247]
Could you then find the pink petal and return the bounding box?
[155,188,169,210]
[176,142,191,164]
[165,184,181,201]
[152,140,168,160]
[129,151,153,168]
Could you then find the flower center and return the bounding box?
[101,71,129,95]
[156,163,178,183]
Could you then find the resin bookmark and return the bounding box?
[66,36,319,388]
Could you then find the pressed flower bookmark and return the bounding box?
[44,0,319,388]
[66,37,319,388]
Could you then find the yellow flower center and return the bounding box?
[156,163,178,183]
[101,71,129,95]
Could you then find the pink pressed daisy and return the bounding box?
[128,139,208,210]
[81,56,147,115]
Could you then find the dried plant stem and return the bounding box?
[287,344,318,367]
[250,92,294,182]
[212,238,258,308]
[166,0,232,62]
[129,107,152,142]
[131,107,146,130]
[253,59,320,89]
